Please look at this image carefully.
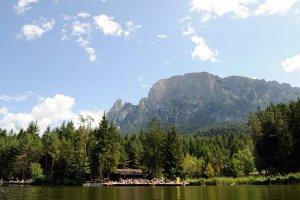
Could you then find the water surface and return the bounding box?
[0,185,299,200]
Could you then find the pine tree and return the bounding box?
[164,125,184,179]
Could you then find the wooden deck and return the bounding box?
[8,180,31,185]
[83,182,189,187]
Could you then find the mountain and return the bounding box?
[107,72,300,133]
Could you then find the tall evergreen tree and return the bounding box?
[164,125,184,179]
[141,118,165,178]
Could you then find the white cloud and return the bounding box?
[72,21,92,36]
[77,110,104,128]
[126,21,142,33]
[0,91,33,102]
[157,34,167,39]
[20,25,44,40]
[281,53,300,73]
[94,15,124,36]
[179,16,192,23]
[254,0,299,16]
[191,35,218,62]
[77,38,97,62]
[190,0,299,21]
[14,0,38,15]
[0,112,33,131]
[182,23,195,36]
[42,19,55,31]
[61,16,99,62]
[190,0,256,22]
[19,19,55,40]
[31,94,76,121]
[78,12,91,18]
[0,94,103,133]
[93,15,140,37]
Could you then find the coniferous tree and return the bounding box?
[164,125,184,179]
[141,118,165,178]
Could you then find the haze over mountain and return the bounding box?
[108,72,300,133]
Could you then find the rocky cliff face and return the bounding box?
[107,72,300,133]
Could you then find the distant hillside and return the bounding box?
[107,72,300,133]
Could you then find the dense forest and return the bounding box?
[0,99,300,184]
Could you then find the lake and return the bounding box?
[0,185,300,200]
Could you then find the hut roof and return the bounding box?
[116,169,144,175]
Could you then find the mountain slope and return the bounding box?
[107,72,300,133]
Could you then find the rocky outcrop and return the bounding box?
[107,72,300,133]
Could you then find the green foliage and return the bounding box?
[249,99,300,174]
[164,125,184,179]
[193,122,251,137]
[188,173,300,186]
[182,154,204,178]
[204,163,215,178]
[30,162,45,181]
[231,146,255,177]
[4,103,299,184]
[141,118,165,178]
[94,114,121,179]
[124,134,143,169]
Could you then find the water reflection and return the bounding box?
[0,185,299,200]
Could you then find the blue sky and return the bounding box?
[1,0,300,132]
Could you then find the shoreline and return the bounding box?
[2,173,300,187]
[188,173,300,186]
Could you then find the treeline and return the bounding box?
[249,99,300,174]
[1,99,299,184]
[0,116,254,184]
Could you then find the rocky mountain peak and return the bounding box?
[107,72,300,133]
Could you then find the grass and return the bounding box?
[188,173,300,186]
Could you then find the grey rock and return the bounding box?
[107,72,300,133]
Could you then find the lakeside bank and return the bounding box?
[188,173,300,186]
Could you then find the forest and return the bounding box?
[0,99,300,185]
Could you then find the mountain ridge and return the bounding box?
[107,72,300,133]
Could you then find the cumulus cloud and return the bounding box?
[254,0,299,16]
[0,91,33,102]
[61,14,98,62]
[0,94,103,133]
[93,15,140,37]
[72,21,92,36]
[77,12,91,18]
[157,34,167,39]
[182,23,195,36]
[191,35,218,62]
[281,53,300,73]
[14,0,38,15]
[190,0,299,22]
[19,19,55,40]
[0,111,33,131]
[190,0,256,22]
[77,38,97,62]
[93,15,124,36]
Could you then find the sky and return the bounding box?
[1,0,300,132]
